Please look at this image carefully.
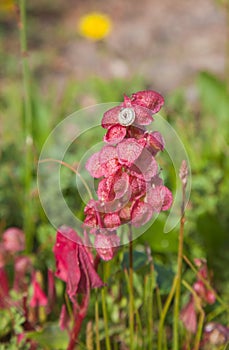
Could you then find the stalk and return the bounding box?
[158,276,178,350]
[67,292,90,350]
[19,0,34,253]
[101,263,111,350]
[128,224,134,350]
[95,291,101,350]
[101,288,111,350]
[173,215,185,349]
[173,161,188,350]
[147,263,155,350]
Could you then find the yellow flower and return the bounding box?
[0,0,14,13]
[78,12,112,41]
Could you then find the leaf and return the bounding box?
[27,323,69,349]
[121,250,148,271]
[0,309,12,338]
[154,262,175,294]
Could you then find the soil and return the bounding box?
[1,0,227,94]
[59,0,227,92]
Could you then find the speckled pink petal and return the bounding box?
[117,138,143,166]
[99,145,118,163]
[104,213,121,230]
[131,200,153,227]
[97,176,115,202]
[131,90,164,113]
[102,159,121,178]
[95,233,120,261]
[147,131,165,153]
[129,175,146,200]
[130,150,158,181]
[146,186,173,212]
[104,124,127,144]
[134,105,154,125]
[113,172,130,199]
[101,106,121,129]
[85,152,104,178]
[99,146,121,177]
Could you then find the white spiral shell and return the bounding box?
[118,108,135,126]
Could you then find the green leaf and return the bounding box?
[121,250,148,271]
[154,262,175,294]
[27,323,69,350]
[0,309,12,338]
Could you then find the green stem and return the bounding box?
[39,158,93,199]
[101,264,111,350]
[147,266,154,350]
[158,276,178,350]
[193,309,205,350]
[19,0,34,253]
[95,291,101,350]
[173,180,186,350]
[128,224,134,350]
[173,216,185,349]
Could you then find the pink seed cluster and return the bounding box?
[84,90,173,261]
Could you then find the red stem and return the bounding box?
[67,312,85,350]
[67,289,90,350]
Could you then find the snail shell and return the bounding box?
[118,107,135,126]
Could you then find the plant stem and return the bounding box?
[67,294,89,350]
[39,158,93,199]
[158,276,178,350]
[173,164,187,350]
[147,265,154,350]
[173,215,185,349]
[193,309,205,350]
[128,224,134,350]
[101,287,111,350]
[67,313,85,350]
[95,291,101,350]
[19,0,34,253]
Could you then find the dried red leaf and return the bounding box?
[53,227,104,300]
